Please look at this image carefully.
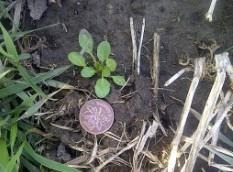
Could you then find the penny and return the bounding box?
[79,99,114,135]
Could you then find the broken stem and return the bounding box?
[184,53,227,172]
[164,67,192,87]
[152,33,160,97]
[95,137,139,172]
[167,58,205,172]
[205,0,218,22]
[137,18,145,75]
[130,17,137,72]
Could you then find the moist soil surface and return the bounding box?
[22,0,233,171]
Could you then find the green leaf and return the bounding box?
[94,62,104,71]
[21,157,40,172]
[10,123,17,155]
[68,52,86,66]
[5,141,25,172]
[0,69,12,80]
[15,64,46,98]
[0,24,46,97]
[95,78,110,98]
[0,45,15,60]
[0,23,19,61]
[0,116,10,127]
[102,67,111,77]
[97,41,111,62]
[0,138,9,170]
[81,66,96,78]
[24,142,80,172]
[0,65,70,98]
[79,29,93,54]
[18,89,61,120]
[111,76,126,86]
[106,58,117,72]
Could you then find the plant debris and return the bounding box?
[27,0,47,20]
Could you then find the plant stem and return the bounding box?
[167,58,205,172]
[184,53,227,172]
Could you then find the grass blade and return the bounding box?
[0,94,37,117]
[21,157,40,172]
[18,89,60,120]
[15,63,46,98]
[0,138,9,171]
[0,23,46,97]
[24,142,81,172]
[0,23,19,61]
[0,69,12,80]
[10,123,18,155]
[0,65,70,98]
[6,141,25,172]
[0,116,10,127]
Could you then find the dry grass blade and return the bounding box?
[130,17,137,71]
[167,57,205,172]
[206,144,233,158]
[85,136,98,164]
[210,163,233,171]
[142,151,163,166]
[197,153,233,171]
[136,17,145,75]
[50,123,78,131]
[133,121,147,171]
[133,121,159,172]
[164,67,192,87]
[152,33,160,97]
[95,136,139,172]
[104,131,128,143]
[205,0,218,22]
[226,114,233,131]
[184,53,228,172]
[170,92,233,154]
[206,91,233,162]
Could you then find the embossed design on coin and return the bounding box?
[79,99,114,135]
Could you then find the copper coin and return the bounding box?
[79,99,114,135]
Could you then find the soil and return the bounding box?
[22,0,233,171]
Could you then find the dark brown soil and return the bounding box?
[22,0,233,171]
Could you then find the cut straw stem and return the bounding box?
[205,0,218,22]
[136,18,145,75]
[167,58,205,172]
[184,53,227,172]
[130,17,137,72]
[164,67,192,87]
[152,33,160,97]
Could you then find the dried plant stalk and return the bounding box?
[167,58,205,172]
[95,137,139,172]
[184,53,227,172]
[133,121,159,172]
[137,18,145,75]
[205,0,218,22]
[152,33,160,97]
[206,93,233,163]
[130,17,137,72]
[164,67,192,87]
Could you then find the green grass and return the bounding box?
[0,22,81,172]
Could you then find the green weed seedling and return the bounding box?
[68,29,126,98]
